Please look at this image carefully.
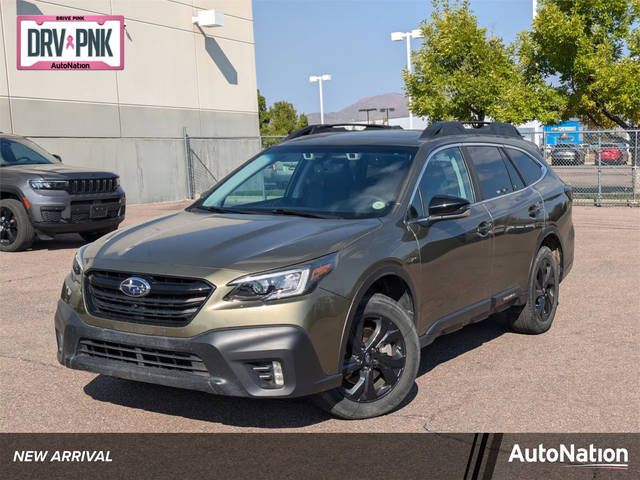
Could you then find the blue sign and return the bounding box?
[544,121,581,145]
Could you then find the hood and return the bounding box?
[87,209,381,273]
[3,163,117,178]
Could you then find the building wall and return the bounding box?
[0,0,260,203]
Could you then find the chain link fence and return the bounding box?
[184,129,639,206]
[535,129,639,206]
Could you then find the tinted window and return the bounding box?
[418,147,474,210]
[201,145,417,219]
[502,150,525,190]
[466,146,512,200]
[408,190,423,219]
[0,138,57,167]
[506,148,542,185]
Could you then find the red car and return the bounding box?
[597,143,630,165]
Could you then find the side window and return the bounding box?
[408,190,423,219]
[465,146,513,200]
[501,150,525,190]
[418,147,474,211]
[505,148,543,185]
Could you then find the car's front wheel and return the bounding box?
[0,199,35,252]
[314,293,420,419]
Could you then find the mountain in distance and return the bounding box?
[306,92,410,124]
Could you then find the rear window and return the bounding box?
[505,148,543,185]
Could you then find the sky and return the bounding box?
[253,0,535,115]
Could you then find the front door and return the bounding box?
[408,146,493,337]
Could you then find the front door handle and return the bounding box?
[476,221,492,237]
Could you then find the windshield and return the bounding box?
[0,137,58,167]
[198,145,418,219]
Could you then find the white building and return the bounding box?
[0,0,260,203]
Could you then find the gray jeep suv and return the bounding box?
[0,134,126,251]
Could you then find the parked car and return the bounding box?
[549,143,585,165]
[55,122,574,419]
[596,142,630,165]
[0,134,125,252]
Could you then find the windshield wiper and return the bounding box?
[268,208,334,219]
[196,205,252,214]
[196,205,335,219]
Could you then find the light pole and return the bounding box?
[379,107,395,124]
[391,29,423,129]
[309,74,331,123]
[358,108,377,123]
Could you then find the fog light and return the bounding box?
[272,361,284,386]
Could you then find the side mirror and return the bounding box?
[427,195,471,222]
[52,154,62,162]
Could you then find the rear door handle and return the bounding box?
[476,221,492,236]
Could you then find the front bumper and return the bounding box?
[55,300,342,398]
[27,189,125,234]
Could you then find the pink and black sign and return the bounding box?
[17,15,124,70]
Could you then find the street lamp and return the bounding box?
[358,108,377,123]
[309,74,332,123]
[391,29,423,129]
[379,107,395,124]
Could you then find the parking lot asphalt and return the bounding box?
[1,201,638,432]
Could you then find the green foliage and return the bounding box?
[257,90,270,132]
[404,0,563,124]
[257,91,309,136]
[518,0,640,128]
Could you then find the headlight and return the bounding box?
[113,176,120,189]
[29,179,69,190]
[71,245,88,283]
[225,253,337,302]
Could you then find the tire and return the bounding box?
[0,199,35,252]
[80,226,118,243]
[509,246,560,334]
[313,293,420,419]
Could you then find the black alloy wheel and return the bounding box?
[534,257,556,323]
[0,206,18,246]
[341,314,406,402]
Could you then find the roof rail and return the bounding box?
[420,121,521,140]
[285,123,402,141]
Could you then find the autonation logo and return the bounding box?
[509,443,629,470]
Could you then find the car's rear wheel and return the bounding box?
[0,199,35,252]
[509,246,560,334]
[314,293,420,419]
[80,226,118,243]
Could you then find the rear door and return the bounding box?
[463,145,544,301]
[409,146,493,335]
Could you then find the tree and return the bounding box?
[257,89,270,133]
[518,0,640,128]
[256,91,309,136]
[404,0,563,124]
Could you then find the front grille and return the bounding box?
[77,339,208,375]
[69,178,118,195]
[85,270,214,326]
[70,201,122,224]
[40,208,62,223]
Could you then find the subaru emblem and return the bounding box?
[119,276,151,297]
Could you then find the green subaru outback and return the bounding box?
[56,122,574,419]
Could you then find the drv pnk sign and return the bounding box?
[17,15,124,70]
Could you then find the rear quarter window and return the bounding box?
[505,148,543,185]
